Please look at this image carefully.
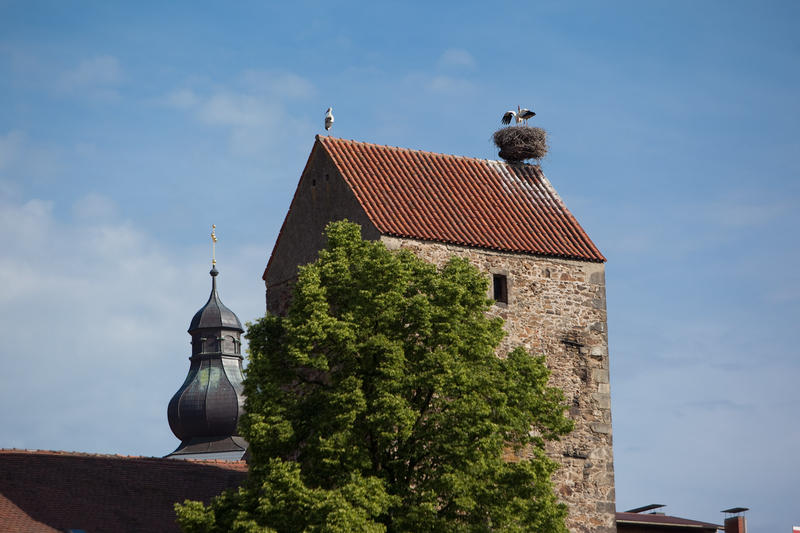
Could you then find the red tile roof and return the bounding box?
[616,511,721,530]
[318,136,605,262]
[0,449,247,533]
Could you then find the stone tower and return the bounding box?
[263,136,616,532]
[167,260,248,460]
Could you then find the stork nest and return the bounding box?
[493,126,548,163]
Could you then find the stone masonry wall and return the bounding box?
[382,236,616,533]
[265,144,380,315]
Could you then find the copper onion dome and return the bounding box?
[166,230,247,461]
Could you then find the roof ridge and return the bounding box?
[0,448,154,458]
[317,134,536,168]
[0,448,247,465]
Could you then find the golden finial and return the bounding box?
[211,224,218,265]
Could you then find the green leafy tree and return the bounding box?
[176,221,573,533]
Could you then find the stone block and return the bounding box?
[590,346,607,357]
[588,446,612,461]
[595,525,617,533]
[590,321,606,333]
[596,501,616,514]
[591,368,609,384]
[592,393,611,409]
[590,423,612,434]
[589,271,605,285]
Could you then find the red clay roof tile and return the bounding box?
[317,136,605,262]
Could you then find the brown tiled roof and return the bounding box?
[616,511,721,530]
[318,136,605,262]
[0,493,58,533]
[0,449,247,533]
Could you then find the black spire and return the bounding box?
[167,244,248,461]
[188,266,244,332]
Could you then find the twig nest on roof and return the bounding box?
[493,126,548,163]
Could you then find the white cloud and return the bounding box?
[0,198,54,260]
[0,194,266,456]
[240,70,316,100]
[0,130,25,170]
[401,70,477,97]
[0,130,64,185]
[194,92,296,154]
[54,55,123,100]
[428,75,475,94]
[0,179,20,202]
[438,48,476,70]
[0,45,53,90]
[164,88,200,109]
[164,71,316,156]
[198,92,279,127]
[706,195,790,228]
[58,55,122,90]
[71,192,118,221]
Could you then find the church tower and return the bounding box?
[167,227,248,460]
[263,137,615,532]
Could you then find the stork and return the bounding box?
[324,107,334,131]
[501,105,536,126]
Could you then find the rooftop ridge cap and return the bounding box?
[0,448,158,458]
[188,459,248,464]
[321,135,533,166]
[486,157,541,166]
[0,448,249,467]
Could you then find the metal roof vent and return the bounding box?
[625,504,666,516]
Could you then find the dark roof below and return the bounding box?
[617,511,721,530]
[318,136,605,262]
[0,449,247,533]
[0,493,58,533]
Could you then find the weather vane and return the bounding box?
[211,224,218,265]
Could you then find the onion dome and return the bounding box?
[167,256,248,461]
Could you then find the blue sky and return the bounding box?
[1,1,798,530]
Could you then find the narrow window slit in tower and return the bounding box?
[493,274,508,304]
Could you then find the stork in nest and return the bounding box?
[501,105,536,126]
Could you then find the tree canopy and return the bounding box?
[176,221,573,533]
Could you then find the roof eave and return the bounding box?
[617,519,721,529]
[380,231,606,263]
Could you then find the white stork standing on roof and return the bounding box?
[501,105,536,126]
[325,107,334,131]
